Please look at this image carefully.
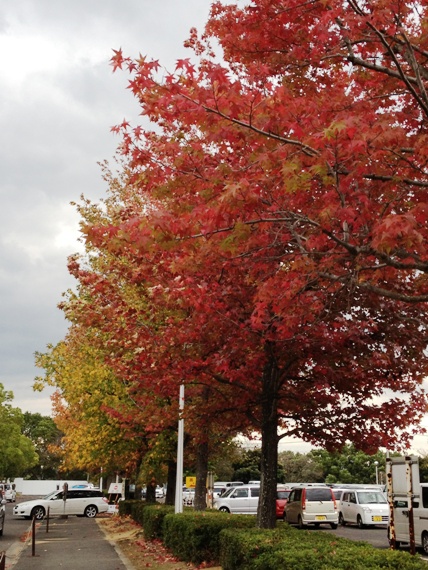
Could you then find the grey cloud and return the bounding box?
[0,0,213,414]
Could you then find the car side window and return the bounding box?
[350,493,356,504]
[53,492,63,500]
[250,488,260,497]
[234,488,248,498]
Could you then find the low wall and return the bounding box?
[13,478,90,496]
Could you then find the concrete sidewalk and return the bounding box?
[8,516,133,570]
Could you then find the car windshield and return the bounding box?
[357,492,387,504]
[221,487,235,498]
[277,490,290,500]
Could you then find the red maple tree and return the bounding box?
[62,0,428,528]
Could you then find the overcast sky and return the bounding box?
[0,0,216,415]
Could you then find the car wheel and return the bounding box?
[219,506,230,513]
[31,506,46,520]
[330,523,338,529]
[339,512,346,526]
[84,505,98,518]
[298,515,306,529]
[357,515,365,529]
[422,532,428,555]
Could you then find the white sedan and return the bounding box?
[13,488,108,520]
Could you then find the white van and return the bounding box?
[389,483,428,553]
[214,484,260,514]
[339,489,388,528]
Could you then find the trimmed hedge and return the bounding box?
[141,504,175,539]
[163,510,257,565]
[219,527,428,570]
[118,499,140,517]
[118,501,428,569]
[118,500,174,539]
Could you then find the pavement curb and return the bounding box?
[5,521,34,569]
[95,518,136,570]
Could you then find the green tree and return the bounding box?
[417,454,428,483]
[0,384,38,478]
[278,451,324,483]
[21,412,63,479]
[232,448,285,484]
[311,445,386,485]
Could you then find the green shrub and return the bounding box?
[141,504,174,540]
[163,510,257,565]
[220,526,298,570]
[117,499,169,532]
[253,544,428,570]
[118,499,140,517]
[219,526,428,570]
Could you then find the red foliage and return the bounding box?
[63,0,428,528]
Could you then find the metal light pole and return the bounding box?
[175,385,185,513]
[374,461,379,485]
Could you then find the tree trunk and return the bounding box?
[257,347,279,529]
[145,477,156,503]
[194,440,209,510]
[165,459,177,506]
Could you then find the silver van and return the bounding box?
[214,484,260,514]
[284,486,338,529]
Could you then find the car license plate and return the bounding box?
[373,516,382,522]
[315,515,326,520]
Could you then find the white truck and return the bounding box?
[386,455,428,554]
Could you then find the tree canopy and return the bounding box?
[0,385,38,478]
[36,0,428,528]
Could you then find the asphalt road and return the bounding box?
[1,498,34,550]
[0,497,130,570]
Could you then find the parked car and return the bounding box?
[331,488,347,512]
[213,485,226,498]
[284,486,338,529]
[155,486,165,498]
[0,497,5,536]
[13,488,109,520]
[182,487,195,506]
[214,484,260,514]
[338,488,389,528]
[4,487,16,502]
[276,487,292,519]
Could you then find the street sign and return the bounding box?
[186,477,196,488]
